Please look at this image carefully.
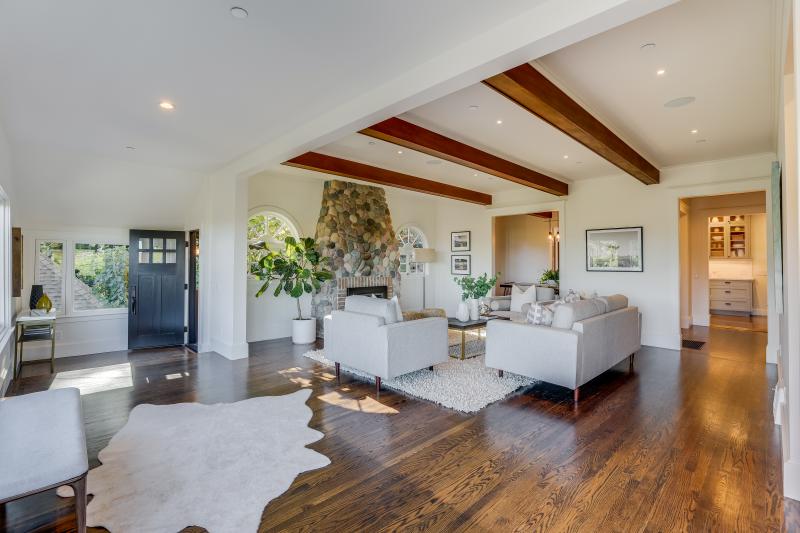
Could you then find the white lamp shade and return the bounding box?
[412,248,436,263]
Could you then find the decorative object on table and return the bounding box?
[539,268,559,287]
[453,274,474,321]
[34,293,53,313]
[412,247,436,308]
[304,350,535,413]
[586,227,643,272]
[450,254,471,275]
[453,273,498,320]
[450,230,471,252]
[58,389,329,532]
[251,236,333,344]
[456,300,470,322]
[29,284,44,310]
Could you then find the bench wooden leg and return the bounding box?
[334,362,340,384]
[70,474,87,533]
[375,376,381,399]
[498,369,504,378]
[629,352,635,372]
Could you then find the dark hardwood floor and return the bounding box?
[2,323,798,532]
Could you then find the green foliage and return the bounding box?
[539,269,559,284]
[453,272,499,301]
[248,214,295,274]
[251,236,333,319]
[73,244,129,307]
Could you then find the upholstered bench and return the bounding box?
[0,387,89,532]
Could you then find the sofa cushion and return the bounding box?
[510,284,536,312]
[597,294,628,313]
[344,295,397,324]
[551,299,606,329]
[489,297,511,311]
[390,295,404,322]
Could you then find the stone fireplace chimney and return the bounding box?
[312,180,401,332]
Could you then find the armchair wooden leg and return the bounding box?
[375,376,381,399]
[429,366,434,371]
[334,362,340,384]
[573,387,580,403]
[629,352,635,372]
[498,369,504,378]
[70,473,87,533]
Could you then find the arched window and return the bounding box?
[396,225,428,275]
[248,210,300,275]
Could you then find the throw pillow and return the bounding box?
[527,302,554,326]
[563,290,580,303]
[510,284,536,312]
[390,295,403,322]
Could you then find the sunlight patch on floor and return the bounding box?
[49,363,133,395]
[317,390,398,414]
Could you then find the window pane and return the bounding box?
[73,243,129,311]
[37,241,64,312]
[165,252,176,264]
[152,238,164,250]
[138,252,150,264]
[138,238,150,250]
[152,251,163,263]
[248,212,299,275]
[166,238,177,250]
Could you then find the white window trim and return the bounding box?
[247,206,302,277]
[35,238,129,318]
[397,224,429,277]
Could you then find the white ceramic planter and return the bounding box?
[456,301,470,322]
[292,318,317,344]
[468,298,480,320]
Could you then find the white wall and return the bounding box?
[493,214,551,285]
[246,172,438,342]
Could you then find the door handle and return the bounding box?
[131,286,137,315]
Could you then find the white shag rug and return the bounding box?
[58,389,329,533]
[303,350,535,413]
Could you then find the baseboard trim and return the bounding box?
[211,338,249,360]
[752,307,768,316]
[785,459,800,501]
[20,338,127,361]
[691,314,710,327]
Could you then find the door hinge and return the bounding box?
[184,283,188,290]
[184,326,188,332]
[185,241,189,248]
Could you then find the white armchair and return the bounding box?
[323,296,449,396]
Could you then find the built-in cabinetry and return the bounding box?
[708,215,750,259]
[709,279,753,314]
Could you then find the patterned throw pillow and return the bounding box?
[527,302,554,326]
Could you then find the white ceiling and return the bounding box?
[307,0,776,195]
[538,0,776,166]
[0,0,544,172]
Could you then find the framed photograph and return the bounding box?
[586,227,643,272]
[451,231,471,252]
[451,254,471,275]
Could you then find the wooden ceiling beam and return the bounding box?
[360,117,568,196]
[283,152,492,205]
[483,63,660,185]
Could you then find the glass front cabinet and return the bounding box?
[708,215,750,259]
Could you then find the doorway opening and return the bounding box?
[187,229,200,352]
[678,192,769,359]
[492,211,559,297]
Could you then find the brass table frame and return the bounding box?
[14,312,57,379]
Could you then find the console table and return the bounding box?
[14,309,57,379]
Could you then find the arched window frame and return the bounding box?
[248,206,301,277]
[396,225,429,276]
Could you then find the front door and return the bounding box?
[128,230,186,349]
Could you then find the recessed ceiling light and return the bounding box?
[690,129,698,134]
[125,145,136,150]
[664,96,696,108]
[159,100,175,110]
[563,155,569,159]
[396,150,403,154]
[696,139,708,144]
[368,141,375,145]
[496,119,503,125]
[473,173,478,177]
[640,42,656,50]
[576,161,583,165]
[468,105,480,111]
[230,7,248,19]
[656,69,666,76]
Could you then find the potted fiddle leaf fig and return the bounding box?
[252,236,333,344]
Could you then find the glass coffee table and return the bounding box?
[447,316,496,360]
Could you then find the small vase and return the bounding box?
[456,301,470,322]
[468,298,480,320]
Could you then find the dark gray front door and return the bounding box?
[128,230,185,349]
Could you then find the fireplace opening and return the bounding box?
[347,286,388,299]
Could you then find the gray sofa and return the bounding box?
[485,295,640,401]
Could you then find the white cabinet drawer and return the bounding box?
[710,279,751,291]
[710,299,750,312]
[710,288,750,301]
